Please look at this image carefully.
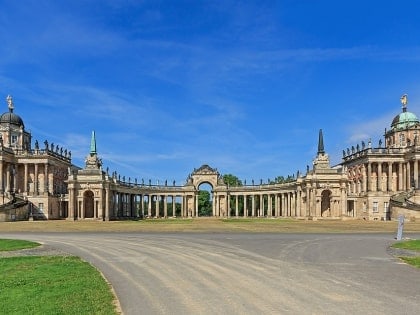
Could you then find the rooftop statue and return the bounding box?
[400,94,408,108]
[6,94,13,110]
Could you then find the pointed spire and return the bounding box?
[90,130,97,154]
[318,129,325,155]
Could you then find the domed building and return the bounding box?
[0,95,72,221]
[342,94,420,220]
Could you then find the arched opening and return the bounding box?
[321,190,331,217]
[84,190,94,218]
[198,182,213,217]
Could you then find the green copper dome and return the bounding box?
[391,109,419,130]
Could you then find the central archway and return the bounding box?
[321,190,331,217]
[198,182,213,216]
[84,190,94,218]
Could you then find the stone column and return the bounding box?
[44,163,49,195]
[267,195,272,217]
[414,160,419,189]
[377,162,382,191]
[67,187,74,220]
[24,163,28,194]
[243,195,247,217]
[387,162,392,192]
[367,163,372,192]
[407,162,411,189]
[156,195,160,217]
[172,195,176,217]
[297,189,302,217]
[291,192,296,217]
[0,161,3,195]
[398,162,403,190]
[13,164,17,194]
[147,195,152,217]
[251,195,255,217]
[362,165,367,192]
[163,195,168,218]
[6,164,10,195]
[34,163,38,195]
[235,195,239,217]
[104,187,110,221]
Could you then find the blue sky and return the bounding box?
[1,1,420,185]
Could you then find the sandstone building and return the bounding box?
[1,94,419,221]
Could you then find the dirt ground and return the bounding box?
[1,218,420,234]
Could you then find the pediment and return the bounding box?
[191,164,219,175]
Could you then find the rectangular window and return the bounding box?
[38,203,44,211]
[11,135,17,144]
[373,201,379,213]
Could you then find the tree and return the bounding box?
[223,174,242,187]
[198,190,212,216]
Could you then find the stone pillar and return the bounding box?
[147,195,152,217]
[377,162,382,191]
[13,164,17,194]
[398,162,403,191]
[6,164,10,195]
[156,195,160,217]
[414,160,419,189]
[104,187,110,221]
[44,163,49,195]
[67,187,74,220]
[0,161,3,196]
[387,162,392,192]
[24,163,28,194]
[243,195,247,217]
[267,195,272,217]
[163,195,168,218]
[291,192,295,216]
[297,189,302,217]
[235,195,239,217]
[251,195,255,217]
[367,163,372,192]
[361,165,366,192]
[407,162,411,189]
[34,163,38,195]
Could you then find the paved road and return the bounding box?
[1,232,419,315]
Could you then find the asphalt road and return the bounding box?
[1,232,419,315]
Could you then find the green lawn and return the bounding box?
[0,239,40,251]
[392,239,420,269]
[392,239,420,251]
[0,240,119,314]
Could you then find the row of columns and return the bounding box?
[347,160,420,194]
[104,191,303,218]
[0,161,66,197]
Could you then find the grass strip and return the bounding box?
[0,256,118,314]
[399,256,420,268]
[392,239,420,251]
[0,239,40,251]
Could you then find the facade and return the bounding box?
[0,96,72,220]
[1,94,420,221]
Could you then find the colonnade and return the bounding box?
[347,160,420,194]
[0,160,68,197]
[69,189,305,219]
